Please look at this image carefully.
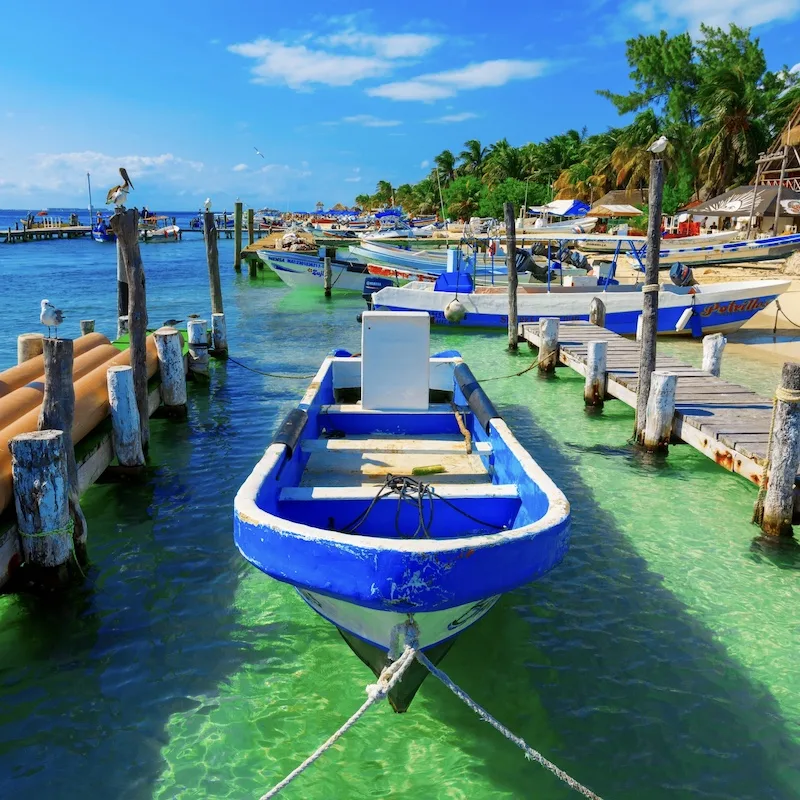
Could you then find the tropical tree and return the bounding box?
[433,150,457,183]
[609,110,664,188]
[483,139,526,189]
[443,176,484,220]
[373,180,394,206]
[457,140,488,176]
[354,193,371,209]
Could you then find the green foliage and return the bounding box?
[354,25,799,215]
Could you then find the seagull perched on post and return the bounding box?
[204,198,212,211]
[106,167,134,207]
[40,299,64,338]
[647,136,669,155]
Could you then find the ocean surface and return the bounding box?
[0,209,799,799]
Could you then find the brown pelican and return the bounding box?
[106,167,134,207]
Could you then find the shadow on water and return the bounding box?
[415,403,800,800]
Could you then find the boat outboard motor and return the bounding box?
[515,249,534,273]
[669,262,696,287]
[362,276,394,309]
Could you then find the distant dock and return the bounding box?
[3,223,92,243]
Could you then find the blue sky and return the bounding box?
[0,1,798,211]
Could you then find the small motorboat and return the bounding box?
[234,312,571,711]
[139,215,181,242]
[92,215,116,243]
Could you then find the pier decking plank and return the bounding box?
[519,320,791,486]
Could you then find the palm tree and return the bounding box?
[433,150,457,183]
[374,180,394,206]
[354,193,371,209]
[697,65,767,195]
[483,139,525,189]
[610,110,663,189]
[457,140,487,176]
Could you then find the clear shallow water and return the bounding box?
[0,225,799,799]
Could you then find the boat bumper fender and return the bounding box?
[454,363,500,434]
[271,408,308,457]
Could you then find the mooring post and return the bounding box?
[211,312,228,357]
[634,157,665,443]
[584,340,607,408]
[17,333,44,364]
[324,256,332,298]
[10,430,73,583]
[589,297,606,328]
[116,238,129,321]
[538,318,559,373]
[504,202,518,351]
[117,315,130,339]
[38,337,87,557]
[203,210,224,317]
[110,208,150,451]
[642,371,677,453]
[79,320,95,335]
[757,362,800,537]
[702,333,726,377]
[187,318,209,377]
[234,201,243,273]
[106,365,145,467]
[248,251,258,279]
[154,326,187,415]
[247,207,255,246]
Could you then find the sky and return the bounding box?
[0,0,798,211]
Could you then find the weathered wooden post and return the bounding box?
[702,333,726,377]
[584,340,607,408]
[323,256,332,298]
[110,208,150,451]
[538,318,559,373]
[154,327,187,415]
[17,333,43,364]
[117,315,130,339]
[634,157,665,444]
[203,211,224,319]
[755,363,800,537]
[79,320,95,335]
[116,239,129,321]
[187,318,209,377]
[38,337,87,558]
[247,207,255,246]
[642,371,677,453]
[211,312,228,357]
[106,365,145,467]
[10,430,73,583]
[504,202,518,351]
[233,201,243,273]
[589,297,606,328]
[248,251,258,279]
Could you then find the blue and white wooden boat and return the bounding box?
[257,249,372,292]
[234,312,571,710]
[92,217,116,243]
[370,272,791,336]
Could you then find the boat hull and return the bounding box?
[370,280,790,336]
[259,251,369,292]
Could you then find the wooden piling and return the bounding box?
[589,297,606,328]
[324,256,332,298]
[234,201,243,272]
[211,313,228,357]
[117,315,130,339]
[203,211,224,315]
[584,341,607,408]
[247,208,255,246]
[757,363,800,537]
[10,430,73,582]
[79,320,95,335]
[110,208,150,451]
[17,333,44,365]
[504,202,518,351]
[187,319,209,377]
[642,371,677,453]
[116,239,129,320]
[106,365,145,467]
[538,318,559,373]
[634,158,665,443]
[154,327,187,414]
[702,333,726,377]
[38,337,87,556]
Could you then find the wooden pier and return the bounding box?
[519,320,793,488]
[3,225,92,243]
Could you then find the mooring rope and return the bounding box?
[258,645,417,800]
[775,299,800,330]
[451,402,473,454]
[225,356,317,380]
[415,650,604,799]
[752,384,800,524]
[17,517,85,577]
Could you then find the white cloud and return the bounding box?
[232,163,248,171]
[320,31,440,58]
[229,38,390,88]
[420,160,430,168]
[427,112,478,123]
[342,114,402,127]
[368,59,548,101]
[38,151,204,177]
[630,0,800,30]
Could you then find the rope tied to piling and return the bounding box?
[640,283,660,293]
[18,517,85,577]
[752,385,800,524]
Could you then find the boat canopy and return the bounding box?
[587,204,642,218]
[530,199,590,218]
[686,185,800,217]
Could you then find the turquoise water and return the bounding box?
[1,231,799,799]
